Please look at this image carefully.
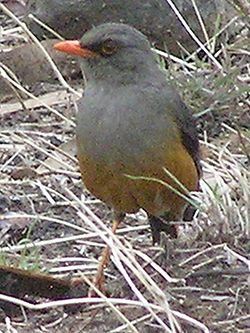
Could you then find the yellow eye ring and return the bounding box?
[101,39,117,56]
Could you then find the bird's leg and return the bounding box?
[148,214,178,245]
[89,212,124,296]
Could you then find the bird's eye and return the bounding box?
[100,39,117,56]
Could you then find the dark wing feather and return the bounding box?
[166,85,201,178]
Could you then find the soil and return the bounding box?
[0,2,249,332]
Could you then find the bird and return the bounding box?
[54,23,201,293]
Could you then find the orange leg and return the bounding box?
[89,218,121,296]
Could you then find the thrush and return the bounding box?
[54,23,200,292]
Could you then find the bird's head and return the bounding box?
[54,23,158,84]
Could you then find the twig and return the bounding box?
[163,0,223,70]
[27,14,64,40]
[232,0,250,16]
[0,67,75,126]
[0,3,81,97]
[188,268,250,277]
[190,0,211,51]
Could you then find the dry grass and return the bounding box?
[0,1,249,332]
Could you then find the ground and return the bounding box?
[0,1,249,333]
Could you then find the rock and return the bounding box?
[2,0,27,16]
[0,39,80,101]
[24,0,236,55]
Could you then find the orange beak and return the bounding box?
[54,40,97,58]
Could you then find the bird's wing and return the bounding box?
[176,103,201,177]
[164,85,202,178]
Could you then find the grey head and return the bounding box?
[78,23,161,84]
